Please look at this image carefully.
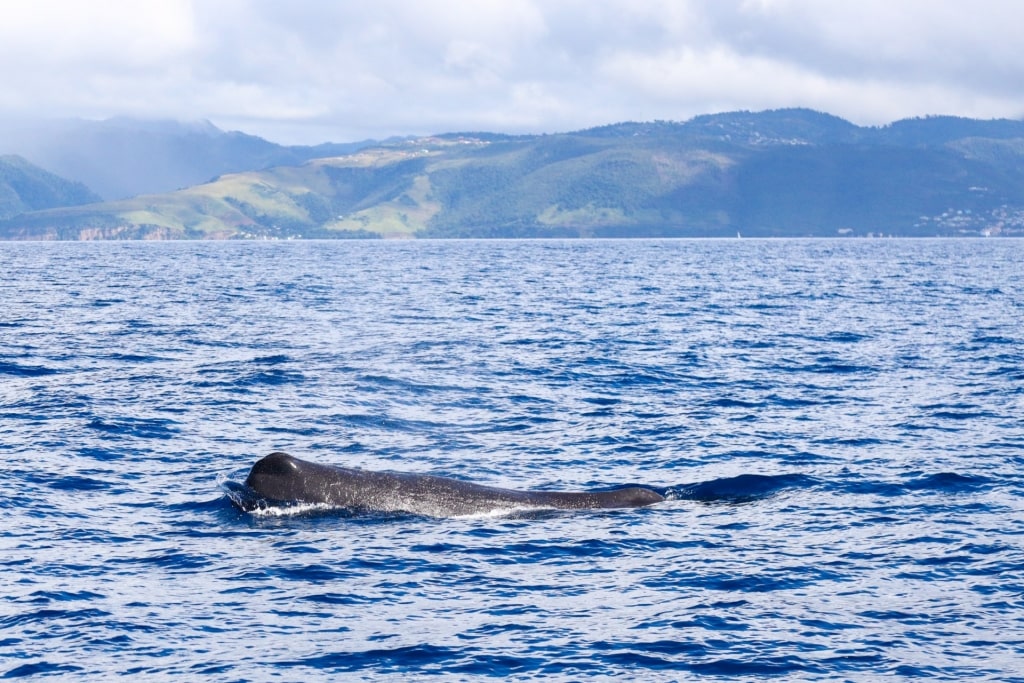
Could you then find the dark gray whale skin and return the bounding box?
[242,451,664,516]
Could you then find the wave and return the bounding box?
[662,473,817,503]
[0,360,61,377]
[834,471,993,496]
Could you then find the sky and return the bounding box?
[1,0,1022,145]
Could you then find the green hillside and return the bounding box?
[0,155,101,220]
[3,109,1024,239]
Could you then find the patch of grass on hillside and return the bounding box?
[324,173,439,237]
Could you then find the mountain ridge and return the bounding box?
[3,108,1024,240]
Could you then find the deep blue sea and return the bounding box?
[2,238,1023,681]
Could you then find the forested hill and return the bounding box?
[0,155,101,220]
[3,108,1024,240]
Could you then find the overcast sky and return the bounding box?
[1,0,1022,144]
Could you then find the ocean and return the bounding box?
[1,238,1022,680]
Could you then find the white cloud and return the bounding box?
[710,0,1024,96]
[0,0,196,114]
[0,0,1022,143]
[0,0,195,64]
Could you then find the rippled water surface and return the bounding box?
[2,239,1023,680]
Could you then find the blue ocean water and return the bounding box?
[1,238,1023,681]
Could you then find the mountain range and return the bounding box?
[2,109,1023,240]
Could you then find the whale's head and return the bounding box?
[245,451,310,503]
[248,451,300,477]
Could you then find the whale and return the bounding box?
[234,451,664,517]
